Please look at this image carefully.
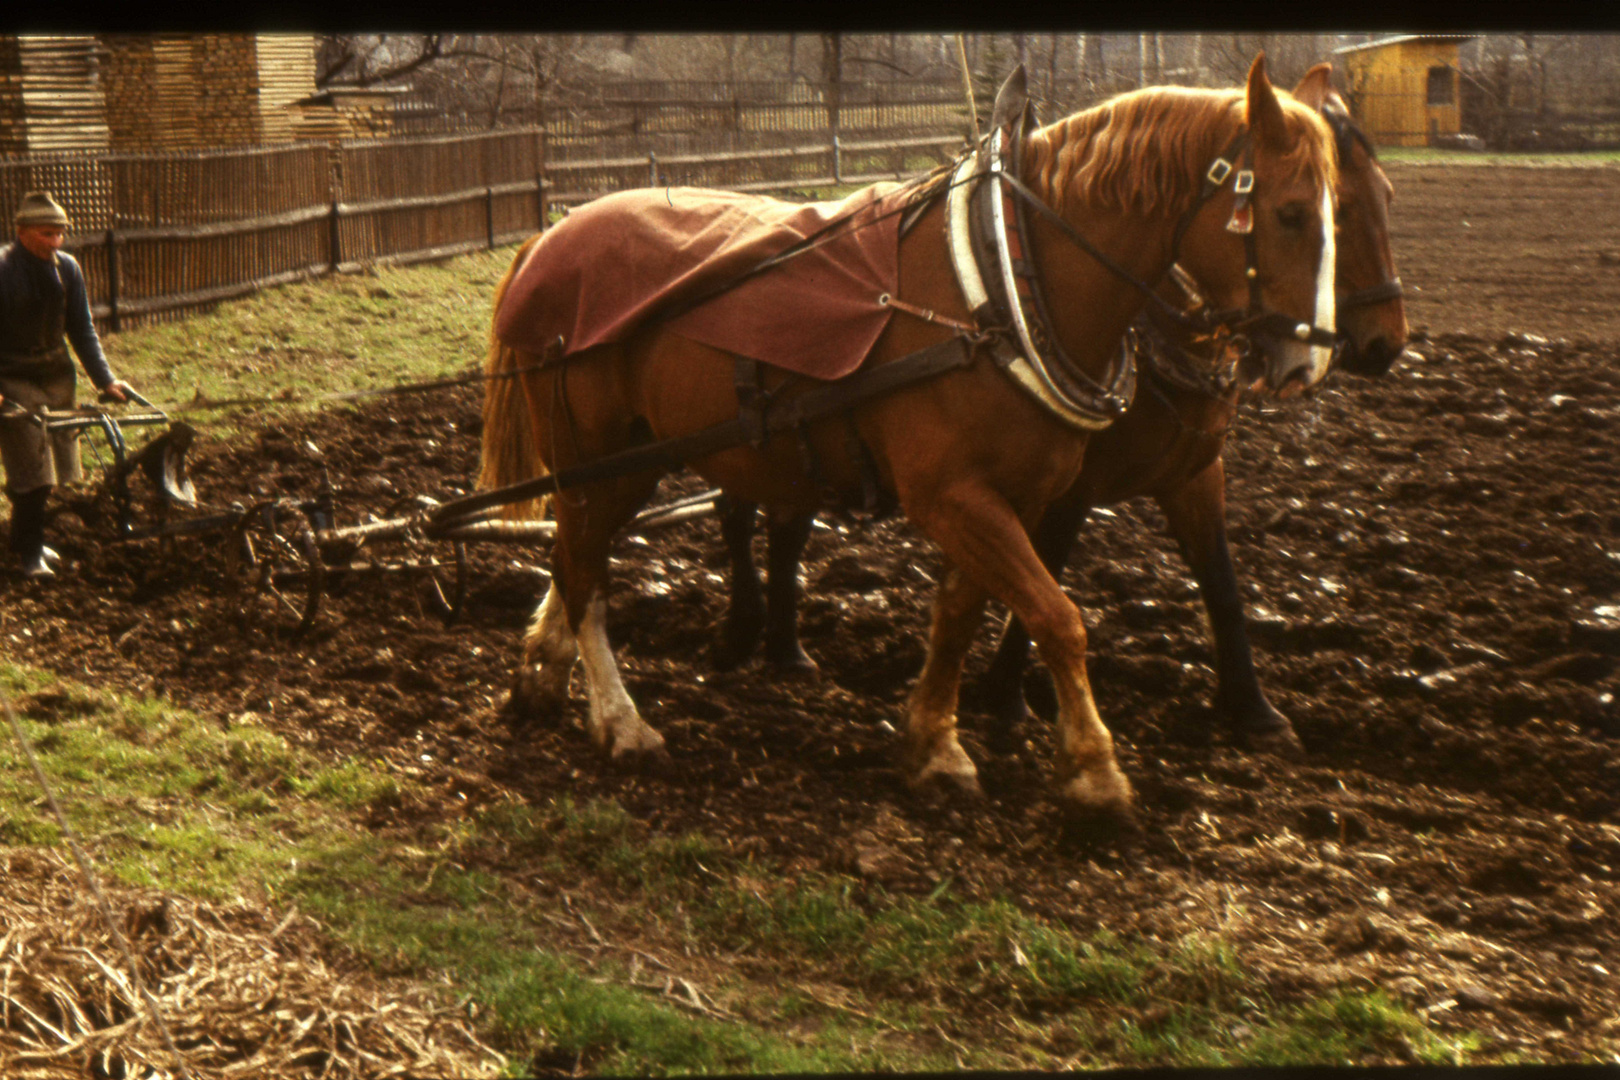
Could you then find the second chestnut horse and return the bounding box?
[713,64,1404,758]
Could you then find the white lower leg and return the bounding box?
[519,582,578,700]
[1052,670,1134,814]
[576,592,665,758]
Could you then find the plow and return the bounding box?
[42,392,730,637]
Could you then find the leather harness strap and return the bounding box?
[430,335,977,525]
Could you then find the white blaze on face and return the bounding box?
[1308,179,1337,383]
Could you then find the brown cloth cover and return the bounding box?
[494,181,909,380]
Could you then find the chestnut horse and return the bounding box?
[714,63,1405,760]
[479,57,1339,825]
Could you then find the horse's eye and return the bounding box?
[1277,204,1311,230]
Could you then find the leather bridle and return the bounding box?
[1321,105,1404,313]
[984,118,1338,390]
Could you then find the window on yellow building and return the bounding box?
[1426,65,1455,107]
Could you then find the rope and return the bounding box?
[2,686,197,1080]
[109,358,555,417]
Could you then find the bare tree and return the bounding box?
[317,34,477,88]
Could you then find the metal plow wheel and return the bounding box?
[226,499,327,638]
[314,494,472,626]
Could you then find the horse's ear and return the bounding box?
[1292,62,1334,111]
[990,65,1029,135]
[1246,52,1291,153]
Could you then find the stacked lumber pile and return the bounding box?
[290,99,354,143]
[100,34,159,150]
[255,33,318,144]
[0,37,24,154]
[192,33,262,147]
[330,88,402,137]
[0,35,111,154]
[104,34,267,151]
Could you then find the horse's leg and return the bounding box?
[762,507,818,677]
[552,473,671,763]
[979,489,1091,753]
[514,578,579,707]
[713,496,764,671]
[905,562,991,797]
[1155,458,1303,757]
[909,484,1133,822]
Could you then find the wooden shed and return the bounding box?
[1334,34,1476,148]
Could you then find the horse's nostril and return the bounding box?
[1339,335,1404,377]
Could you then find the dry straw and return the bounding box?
[2,690,505,1078]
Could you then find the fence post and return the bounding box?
[105,229,121,334]
[535,126,548,232]
[649,151,658,188]
[486,187,496,250]
[328,199,342,274]
[832,135,842,184]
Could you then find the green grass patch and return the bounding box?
[99,248,522,446]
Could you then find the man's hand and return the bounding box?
[99,380,136,404]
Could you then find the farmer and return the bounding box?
[1,191,137,579]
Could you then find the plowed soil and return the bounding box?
[5,162,1620,1062]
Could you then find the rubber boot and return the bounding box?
[8,487,53,579]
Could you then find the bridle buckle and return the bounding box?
[1205,158,1233,187]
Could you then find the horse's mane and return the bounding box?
[1023,85,1337,221]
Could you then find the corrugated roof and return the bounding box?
[1333,34,1477,55]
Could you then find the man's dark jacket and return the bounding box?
[0,241,115,386]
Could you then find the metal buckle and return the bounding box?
[1206,158,1233,186]
[1233,170,1255,195]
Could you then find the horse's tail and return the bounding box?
[479,233,549,521]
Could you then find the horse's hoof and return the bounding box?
[594,714,670,769]
[511,667,570,712]
[910,767,986,807]
[611,741,675,777]
[1055,767,1136,827]
[1222,696,1305,759]
[906,737,984,804]
[1244,722,1305,760]
[765,649,821,684]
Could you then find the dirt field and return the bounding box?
[5,161,1620,1062]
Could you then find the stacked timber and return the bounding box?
[0,37,25,154]
[290,96,355,143]
[0,35,111,154]
[149,36,201,150]
[104,34,264,151]
[329,88,403,137]
[100,34,159,150]
[192,34,262,147]
[255,34,319,144]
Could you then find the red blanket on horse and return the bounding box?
[494,182,909,380]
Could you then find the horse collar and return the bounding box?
[944,132,1136,433]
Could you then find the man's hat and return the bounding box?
[15,191,70,229]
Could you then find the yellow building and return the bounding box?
[1334,34,1476,147]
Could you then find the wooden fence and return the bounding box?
[0,121,965,335]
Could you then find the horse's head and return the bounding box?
[1293,63,1408,377]
[1168,55,1339,399]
